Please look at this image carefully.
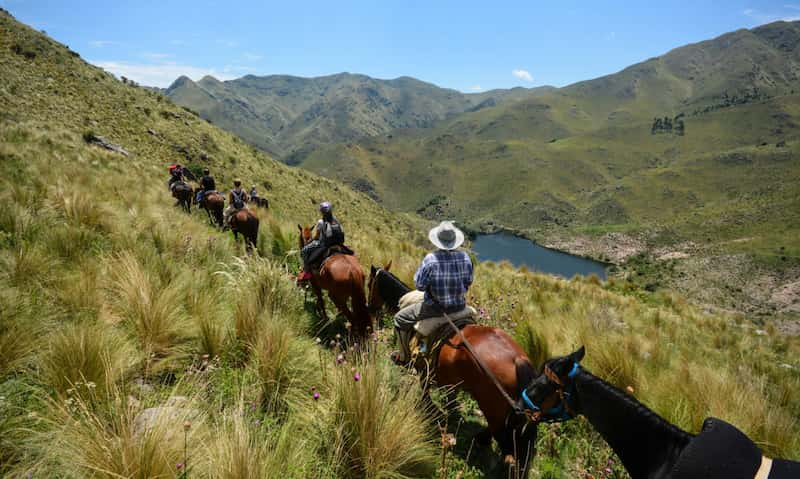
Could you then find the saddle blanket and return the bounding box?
[398,291,477,337]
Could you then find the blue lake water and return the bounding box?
[472,233,608,280]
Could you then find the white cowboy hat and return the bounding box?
[428,221,465,250]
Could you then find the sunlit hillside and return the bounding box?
[1,9,798,478]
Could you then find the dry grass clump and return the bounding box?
[310,352,437,479]
[204,397,311,478]
[39,322,138,400]
[105,251,190,359]
[0,289,47,376]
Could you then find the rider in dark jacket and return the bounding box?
[298,201,344,281]
[196,168,216,204]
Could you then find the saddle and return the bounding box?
[315,244,355,271]
[398,291,477,368]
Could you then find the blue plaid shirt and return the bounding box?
[414,250,473,311]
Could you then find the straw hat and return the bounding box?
[428,221,465,250]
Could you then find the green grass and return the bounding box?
[0,10,798,479]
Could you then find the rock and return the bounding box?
[147,128,157,135]
[133,396,199,437]
[83,133,130,156]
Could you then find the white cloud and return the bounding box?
[89,40,118,48]
[512,69,533,82]
[91,60,237,88]
[468,85,483,92]
[242,52,263,61]
[743,7,800,24]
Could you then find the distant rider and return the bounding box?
[168,164,185,190]
[196,168,216,205]
[223,179,249,227]
[249,184,261,205]
[298,201,345,282]
[391,221,473,364]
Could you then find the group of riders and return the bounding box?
[168,163,473,365]
[168,163,265,227]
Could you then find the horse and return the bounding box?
[249,196,269,209]
[298,225,371,337]
[229,208,259,253]
[171,182,193,213]
[196,189,224,228]
[521,347,800,479]
[367,263,540,477]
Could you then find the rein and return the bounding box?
[428,293,521,414]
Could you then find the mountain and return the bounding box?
[165,72,553,163]
[0,9,798,476]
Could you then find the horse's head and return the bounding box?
[298,224,314,249]
[520,346,585,423]
[367,261,392,315]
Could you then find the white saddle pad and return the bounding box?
[398,290,425,309]
[414,307,477,336]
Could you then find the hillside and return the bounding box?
[1,9,798,479]
[299,21,800,316]
[164,72,552,163]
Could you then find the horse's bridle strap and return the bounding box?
[755,456,773,479]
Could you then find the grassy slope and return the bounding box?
[1,10,798,479]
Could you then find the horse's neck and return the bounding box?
[575,370,692,479]
[379,271,410,308]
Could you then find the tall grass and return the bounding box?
[310,351,438,479]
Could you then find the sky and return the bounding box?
[3,1,799,91]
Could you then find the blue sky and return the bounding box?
[3,1,799,91]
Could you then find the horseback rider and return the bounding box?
[168,164,185,191]
[391,221,473,364]
[249,184,259,203]
[298,201,345,282]
[223,179,249,227]
[196,168,216,205]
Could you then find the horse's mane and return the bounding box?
[579,369,693,443]
[377,268,411,308]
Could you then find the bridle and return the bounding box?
[520,362,580,423]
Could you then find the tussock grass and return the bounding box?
[39,322,138,400]
[105,252,190,359]
[310,352,438,478]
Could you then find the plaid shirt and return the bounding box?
[414,250,473,311]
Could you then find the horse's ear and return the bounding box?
[370,265,376,277]
[384,260,392,271]
[297,224,302,232]
[310,198,316,205]
[570,346,586,364]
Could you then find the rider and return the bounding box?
[249,184,259,204]
[168,164,185,191]
[223,179,249,227]
[196,168,216,205]
[297,201,344,282]
[391,221,473,364]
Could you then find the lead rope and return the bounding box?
[429,293,519,411]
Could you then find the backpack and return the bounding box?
[321,219,345,246]
[231,189,245,209]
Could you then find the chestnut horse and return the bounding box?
[523,347,800,479]
[367,263,539,477]
[196,190,224,228]
[229,209,259,253]
[298,225,371,337]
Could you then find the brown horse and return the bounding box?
[171,182,193,213]
[367,263,539,476]
[196,189,224,228]
[298,225,371,337]
[230,208,259,253]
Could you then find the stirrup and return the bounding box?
[390,350,409,366]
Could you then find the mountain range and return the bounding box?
[165,73,551,163]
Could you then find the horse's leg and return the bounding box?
[494,421,537,479]
[329,292,355,325]
[311,282,327,320]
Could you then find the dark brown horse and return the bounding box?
[299,225,371,337]
[522,347,800,479]
[196,189,224,228]
[171,182,193,213]
[367,263,539,477]
[229,208,259,253]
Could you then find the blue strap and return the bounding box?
[521,389,539,412]
[568,362,580,378]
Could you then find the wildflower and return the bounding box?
[201,354,210,360]
[313,391,320,400]
[353,372,361,381]
[335,333,341,340]
[85,381,96,389]
[315,337,321,344]
[176,463,184,471]
[336,354,345,364]
[345,321,352,330]
[183,420,192,431]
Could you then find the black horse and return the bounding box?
[171,182,193,213]
[521,347,800,479]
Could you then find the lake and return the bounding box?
[472,233,608,280]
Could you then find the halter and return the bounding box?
[521,362,580,423]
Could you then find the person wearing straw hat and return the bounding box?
[392,221,473,364]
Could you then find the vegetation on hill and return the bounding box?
[164,72,552,163]
[1,9,798,479]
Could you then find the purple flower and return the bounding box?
[313,392,320,400]
[353,372,361,381]
[176,463,184,471]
